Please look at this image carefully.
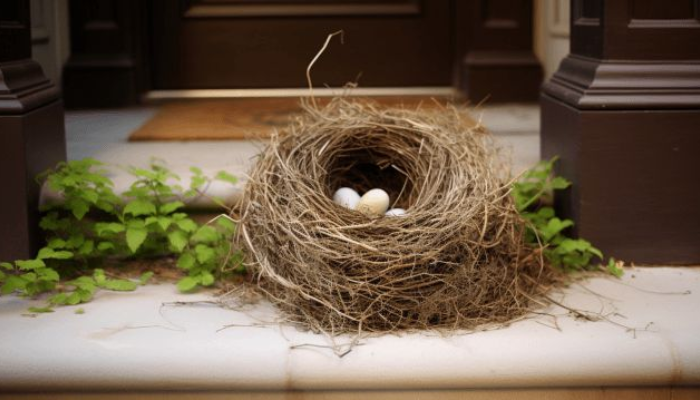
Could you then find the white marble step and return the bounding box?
[1,267,698,391]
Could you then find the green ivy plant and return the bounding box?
[513,157,623,277]
[0,158,244,312]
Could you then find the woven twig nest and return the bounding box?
[237,98,552,333]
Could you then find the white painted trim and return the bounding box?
[534,0,571,79]
[547,0,570,37]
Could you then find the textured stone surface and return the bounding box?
[0,267,698,390]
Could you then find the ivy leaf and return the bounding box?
[556,238,590,254]
[177,276,198,293]
[160,201,185,215]
[93,269,107,284]
[124,186,149,198]
[540,218,574,242]
[215,171,238,185]
[66,292,82,305]
[39,212,61,231]
[97,242,115,252]
[551,176,571,190]
[69,276,97,290]
[216,217,235,232]
[167,230,188,253]
[126,226,148,253]
[77,288,94,302]
[67,198,90,220]
[95,200,115,213]
[175,218,198,233]
[48,293,68,305]
[1,262,14,270]
[27,306,54,313]
[139,271,154,285]
[1,276,27,294]
[199,272,215,286]
[124,199,157,217]
[607,258,624,278]
[189,166,207,191]
[79,240,95,256]
[536,207,555,220]
[177,253,195,270]
[15,259,46,270]
[195,244,215,264]
[80,190,100,204]
[191,226,219,243]
[37,268,60,282]
[191,176,207,188]
[157,216,173,231]
[37,248,74,260]
[66,234,85,249]
[47,238,67,249]
[94,222,125,236]
[587,244,603,259]
[100,279,138,292]
[130,167,156,179]
[144,216,159,226]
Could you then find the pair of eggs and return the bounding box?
[333,187,406,217]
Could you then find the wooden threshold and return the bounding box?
[144,87,458,102]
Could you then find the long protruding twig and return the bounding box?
[306,30,344,109]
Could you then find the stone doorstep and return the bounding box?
[0,266,699,391]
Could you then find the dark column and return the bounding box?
[62,0,148,108]
[541,0,700,264]
[457,0,543,103]
[0,0,66,261]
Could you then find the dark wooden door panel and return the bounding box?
[152,0,452,89]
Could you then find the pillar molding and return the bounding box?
[541,0,700,264]
[0,0,67,261]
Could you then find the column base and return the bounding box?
[541,93,700,264]
[0,101,66,261]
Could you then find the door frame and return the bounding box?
[61,0,542,107]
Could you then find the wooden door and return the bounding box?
[151,0,454,89]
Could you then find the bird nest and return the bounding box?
[237,98,555,333]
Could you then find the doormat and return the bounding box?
[128,96,462,141]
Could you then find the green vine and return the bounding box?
[0,156,623,314]
[0,158,244,312]
[513,157,623,277]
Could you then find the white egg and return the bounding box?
[385,208,407,217]
[356,188,390,217]
[333,187,361,209]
